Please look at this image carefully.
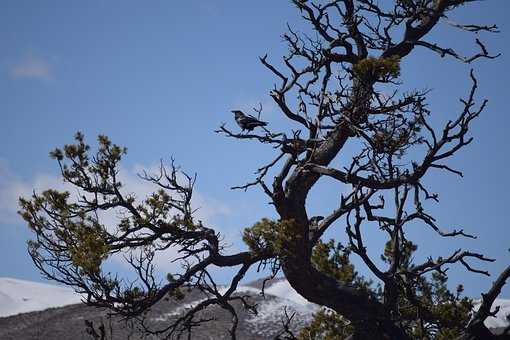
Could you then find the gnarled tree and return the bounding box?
[19,1,508,339]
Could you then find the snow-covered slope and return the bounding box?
[258,280,510,331]
[156,280,510,337]
[1,276,509,332]
[473,299,510,329]
[246,279,318,322]
[162,278,510,332]
[258,281,510,330]
[0,277,81,317]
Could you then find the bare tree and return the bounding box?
[19,1,508,339]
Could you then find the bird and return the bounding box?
[232,110,268,132]
[309,215,324,227]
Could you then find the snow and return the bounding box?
[156,279,319,326]
[155,278,510,332]
[473,299,510,329]
[1,276,510,332]
[257,280,510,331]
[246,280,318,323]
[154,285,263,321]
[263,280,312,306]
[0,277,81,317]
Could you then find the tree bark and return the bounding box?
[274,120,410,339]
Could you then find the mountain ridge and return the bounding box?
[1,277,508,339]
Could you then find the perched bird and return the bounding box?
[309,215,324,227]
[232,110,268,132]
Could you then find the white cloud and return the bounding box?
[128,163,231,223]
[0,160,232,272]
[9,54,53,80]
[0,160,67,224]
[1,160,230,225]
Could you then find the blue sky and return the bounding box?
[1,1,509,299]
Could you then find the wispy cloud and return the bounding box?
[9,54,53,80]
[0,160,233,272]
[0,160,67,224]
[0,161,230,225]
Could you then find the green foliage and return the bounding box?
[19,132,202,293]
[166,273,185,301]
[49,132,127,192]
[379,239,474,338]
[298,240,372,339]
[373,128,412,155]
[399,272,474,339]
[19,189,110,274]
[242,218,299,256]
[243,218,279,254]
[298,309,352,340]
[124,287,145,301]
[381,238,417,268]
[353,55,401,82]
[299,239,473,339]
[67,223,110,274]
[311,239,370,290]
[371,114,425,158]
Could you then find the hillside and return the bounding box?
[0,277,508,339]
[0,278,81,318]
